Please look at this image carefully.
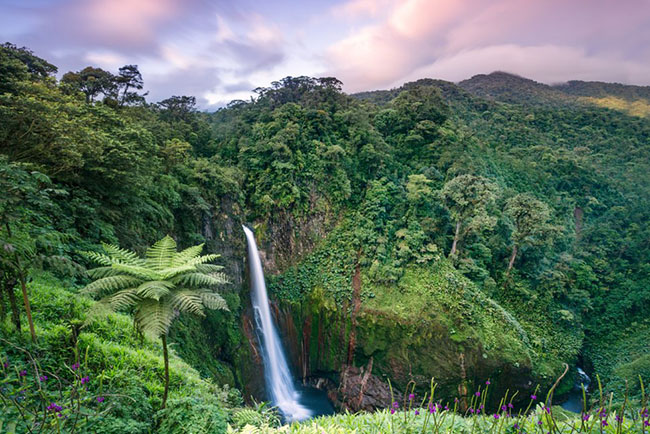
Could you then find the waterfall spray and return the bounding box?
[243,226,311,422]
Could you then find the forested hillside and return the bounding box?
[1,43,649,432]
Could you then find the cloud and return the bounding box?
[397,44,650,87]
[327,0,650,91]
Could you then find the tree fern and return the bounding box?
[81,235,230,409]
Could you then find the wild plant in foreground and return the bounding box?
[0,340,127,433]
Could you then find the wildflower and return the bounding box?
[454,398,459,403]
[393,401,399,409]
[19,370,27,377]
[537,420,543,426]
[97,396,105,403]
[615,415,621,422]
[390,408,395,415]
[469,408,475,413]
[71,363,79,371]
[493,414,500,419]
[47,403,63,412]
[485,380,491,385]
[502,405,507,411]
[582,413,590,421]
[414,410,420,416]
[644,420,649,427]
[409,393,414,401]
[514,423,519,429]
[545,407,551,414]
[2,360,8,369]
[429,404,436,414]
[40,375,48,382]
[508,403,514,409]
[81,376,89,385]
[602,420,608,427]
[530,394,537,400]
[475,391,481,397]
[57,413,62,418]
[444,405,449,411]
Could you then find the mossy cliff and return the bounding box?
[265,251,580,408]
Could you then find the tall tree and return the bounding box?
[82,235,229,409]
[504,193,555,274]
[61,66,117,103]
[116,64,145,106]
[441,174,498,256]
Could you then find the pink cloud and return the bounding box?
[327,0,650,91]
[71,0,179,46]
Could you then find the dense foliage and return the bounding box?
[1,43,649,432]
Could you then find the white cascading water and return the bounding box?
[243,226,311,422]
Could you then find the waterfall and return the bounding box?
[243,226,311,422]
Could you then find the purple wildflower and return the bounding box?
[429,404,436,414]
[71,363,79,371]
[47,403,63,412]
[414,410,419,416]
[582,414,590,421]
[19,370,27,377]
[475,391,481,397]
[644,420,649,427]
[97,396,105,403]
[545,407,551,414]
[493,414,500,419]
[444,405,449,411]
[502,405,507,411]
[3,360,8,369]
[39,375,48,382]
[409,393,414,401]
[508,403,514,409]
[486,380,491,385]
[390,408,395,414]
[514,424,519,429]
[537,420,543,426]
[81,376,89,385]
[392,401,399,409]
[530,394,537,400]
[469,408,475,413]
[602,420,608,427]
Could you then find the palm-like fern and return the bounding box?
[82,235,229,408]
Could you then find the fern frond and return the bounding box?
[86,266,121,279]
[81,275,141,297]
[200,292,229,311]
[135,299,175,339]
[107,288,141,310]
[111,263,160,280]
[172,244,204,266]
[185,254,220,267]
[169,291,205,316]
[81,251,114,266]
[171,272,228,287]
[84,301,114,325]
[101,243,144,265]
[146,235,177,271]
[135,280,174,300]
[194,264,224,274]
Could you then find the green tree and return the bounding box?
[441,174,499,256]
[82,235,229,408]
[504,193,555,274]
[61,66,117,103]
[116,64,146,106]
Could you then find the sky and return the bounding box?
[1,0,650,108]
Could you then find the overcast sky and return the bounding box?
[2,0,650,108]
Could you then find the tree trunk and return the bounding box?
[161,335,170,409]
[573,206,583,239]
[6,278,21,332]
[449,221,461,256]
[506,244,518,275]
[18,272,36,343]
[0,278,6,322]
